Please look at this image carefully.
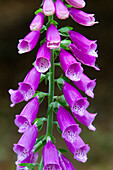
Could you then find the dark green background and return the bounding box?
[0,0,113,169]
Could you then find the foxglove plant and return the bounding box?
[9,0,99,169]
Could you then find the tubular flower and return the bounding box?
[43,139,61,170]
[59,48,83,81]
[34,42,51,73]
[57,105,81,143]
[43,0,55,16]
[73,110,97,131]
[16,148,38,169]
[63,82,89,116]
[55,0,69,20]
[30,12,44,31]
[18,67,41,101]
[46,24,61,49]
[68,30,98,57]
[65,136,90,163]
[73,73,96,98]
[15,96,39,133]
[17,31,40,54]
[65,0,86,8]
[59,153,75,170]
[69,8,98,26]
[8,89,24,107]
[69,43,99,70]
[13,125,38,162]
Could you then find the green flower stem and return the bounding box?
[47,15,54,136]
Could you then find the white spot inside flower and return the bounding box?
[24,88,34,101]
[73,104,84,116]
[36,58,49,73]
[64,129,76,143]
[18,148,29,162]
[75,149,84,159]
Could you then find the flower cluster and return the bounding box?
[9,0,99,169]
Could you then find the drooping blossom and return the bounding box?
[8,89,24,107]
[73,73,96,98]
[43,0,55,16]
[69,8,98,26]
[59,48,83,81]
[73,110,97,131]
[15,96,39,133]
[13,125,38,162]
[57,105,81,143]
[68,30,98,57]
[65,0,86,8]
[17,31,40,54]
[65,136,90,163]
[34,42,51,73]
[69,43,99,70]
[43,139,61,170]
[30,12,44,31]
[63,82,89,116]
[59,153,75,170]
[46,24,61,49]
[55,0,69,20]
[18,67,41,101]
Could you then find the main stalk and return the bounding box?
[47,15,54,135]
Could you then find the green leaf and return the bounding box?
[65,4,72,8]
[59,32,69,37]
[47,103,53,116]
[57,78,64,90]
[35,135,45,144]
[46,19,58,29]
[58,148,67,153]
[53,101,59,114]
[59,26,73,33]
[19,163,39,169]
[34,141,43,153]
[35,8,43,15]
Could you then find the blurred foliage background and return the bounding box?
[0,0,113,169]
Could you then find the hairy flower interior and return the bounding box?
[35,57,50,73]
[63,126,78,143]
[18,40,29,54]
[66,63,82,81]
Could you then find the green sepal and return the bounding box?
[59,26,73,33]
[45,72,52,85]
[35,8,43,15]
[39,74,45,84]
[57,122,62,134]
[40,25,47,33]
[53,101,59,114]
[34,140,43,153]
[57,77,64,90]
[60,39,71,50]
[59,32,69,37]
[40,37,46,46]
[19,163,39,169]
[57,95,68,106]
[46,19,58,29]
[34,117,47,132]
